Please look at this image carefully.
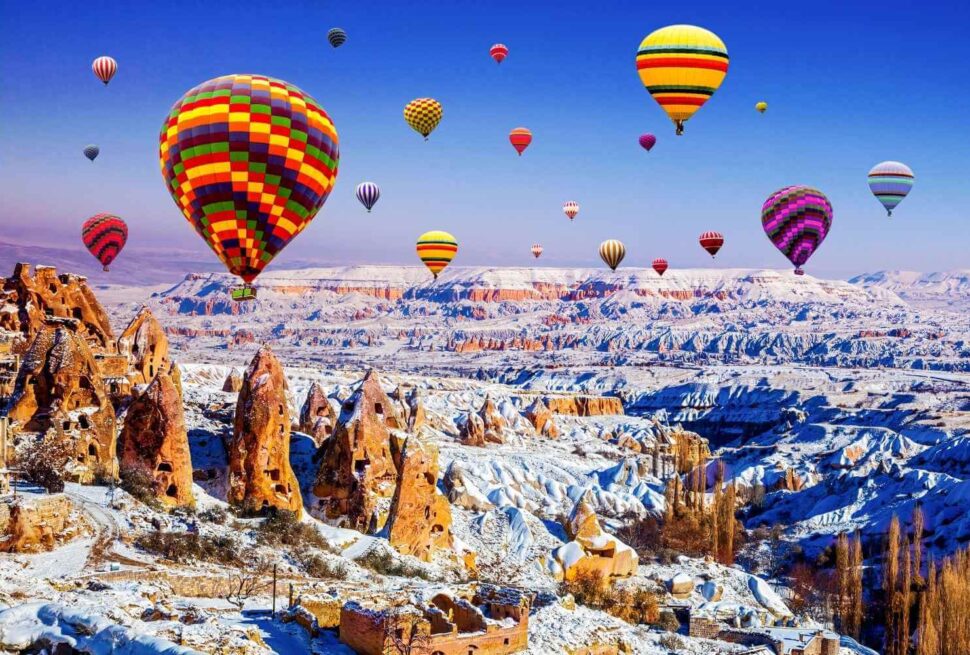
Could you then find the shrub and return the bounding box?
[18,434,71,493]
[657,610,681,633]
[135,530,239,565]
[559,571,661,625]
[256,509,332,551]
[296,548,348,579]
[357,547,430,580]
[658,634,685,651]
[119,467,160,508]
[199,506,230,524]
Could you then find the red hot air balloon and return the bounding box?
[490,43,509,64]
[81,213,128,271]
[509,127,532,155]
[639,134,657,151]
[92,56,117,85]
[531,243,543,259]
[652,258,668,276]
[699,231,724,258]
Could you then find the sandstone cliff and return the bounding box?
[119,368,194,508]
[524,397,560,438]
[385,438,453,561]
[228,347,302,517]
[543,395,624,417]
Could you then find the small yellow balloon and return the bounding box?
[756,101,768,114]
[416,230,458,278]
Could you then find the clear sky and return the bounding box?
[1,0,967,278]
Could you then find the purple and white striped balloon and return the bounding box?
[355,182,381,213]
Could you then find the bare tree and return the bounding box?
[383,608,432,655]
[226,556,272,609]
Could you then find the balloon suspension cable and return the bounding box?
[887,210,893,217]
[675,120,684,136]
[103,266,109,272]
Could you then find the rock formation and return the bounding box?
[545,492,638,582]
[222,368,243,392]
[524,397,560,438]
[312,369,405,531]
[385,438,453,561]
[0,495,75,553]
[443,462,494,512]
[5,321,116,481]
[119,368,194,508]
[228,347,302,517]
[543,395,624,417]
[457,411,486,447]
[392,386,427,433]
[478,396,507,443]
[299,381,336,444]
[0,263,114,351]
[118,306,170,386]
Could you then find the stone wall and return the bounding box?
[0,494,74,553]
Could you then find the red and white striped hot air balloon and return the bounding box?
[490,43,509,64]
[531,244,544,259]
[563,201,579,221]
[652,258,668,276]
[92,56,117,85]
[699,231,724,258]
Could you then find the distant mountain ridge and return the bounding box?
[850,270,970,310]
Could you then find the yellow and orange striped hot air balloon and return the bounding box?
[416,230,458,279]
[635,25,729,135]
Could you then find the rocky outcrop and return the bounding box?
[385,438,453,561]
[312,370,405,531]
[299,382,336,444]
[478,396,507,443]
[443,462,494,511]
[0,495,75,553]
[543,395,624,417]
[392,386,427,433]
[0,263,114,351]
[119,368,194,508]
[524,397,560,438]
[545,492,638,583]
[457,411,486,447]
[5,321,116,481]
[222,369,243,392]
[669,428,711,473]
[118,306,169,386]
[228,347,302,517]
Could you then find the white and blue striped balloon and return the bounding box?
[868,161,914,217]
[355,182,381,212]
[83,144,100,161]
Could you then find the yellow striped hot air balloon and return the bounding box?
[416,230,458,278]
[635,25,729,135]
[599,240,626,271]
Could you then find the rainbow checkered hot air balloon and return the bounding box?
[636,25,728,135]
[81,213,127,271]
[416,230,458,279]
[158,74,339,297]
[868,161,914,217]
[762,186,833,275]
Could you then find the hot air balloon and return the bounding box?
[328,28,347,48]
[92,56,117,85]
[356,182,380,213]
[509,127,532,155]
[652,258,668,276]
[762,186,833,275]
[599,240,626,271]
[81,213,127,271]
[639,134,657,151]
[416,230,458,279]
[699,231,724,258]
[868,161,914,217]
[404,98,443,140]
[636,25,728,135]
[490,43,509,64]
[531,244,543,259]
[83,145,99,162]
[159,74,339,301]
[563,201,579,221]
[755,101,768,114]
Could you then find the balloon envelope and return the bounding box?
[761,185,833,274]
[404,98,443,139]
[636,25,728,135]
[82,213,127,271]
[563,201,579,221]
[92,56,117,85]
[531,244,543,259]
[416,230,458,278]
[639,134,656,151]
[868,161,914,216]
[599,240,626,271]
[755,101,768,113]
[699,231,724,257]
[327,28,347,48]
[490,43,508,64]
[356,182,380,212]
[83,145,99,161]
[509,127,532,155]
[652,258,668,276]
[159,74,339,284]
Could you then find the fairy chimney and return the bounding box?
[222,368,244,393]
[458,411,486,447]
[119,369,194,507]
[311,369,405,531]
[299,382,336,444]
[386,437,453,561]
[478,396,506,444]
[524,397,560,438]
[118,306,169,386]
[227,347,302,517]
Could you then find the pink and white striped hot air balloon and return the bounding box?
[92,56,117,85]
[563,201,579,221]
[531,244,543,259]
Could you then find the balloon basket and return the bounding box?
[794,268,805,276]
[231,285,257,302]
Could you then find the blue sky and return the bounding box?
[1,0,967,277]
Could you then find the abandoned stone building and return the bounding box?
[338,585,530,655]
[717,627,840,655]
